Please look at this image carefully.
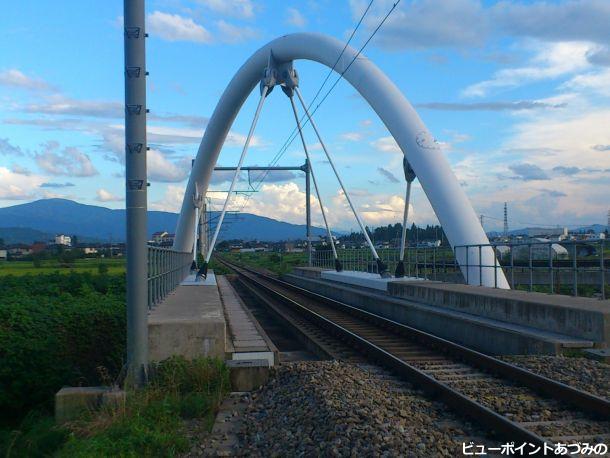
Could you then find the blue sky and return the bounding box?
[1,0,609,232]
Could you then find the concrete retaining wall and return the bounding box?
[388,281,609,345]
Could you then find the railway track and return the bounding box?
[220,259,610,450]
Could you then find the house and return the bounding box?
[55,234,72,246]
[7,244,32,257]
[151,231,168,245]
[83,247,99,255]
[0,249,7,261]
[31,242,47,253]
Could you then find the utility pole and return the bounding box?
[124,0,148,386]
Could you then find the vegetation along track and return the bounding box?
[218,258,610,449]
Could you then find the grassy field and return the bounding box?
[221,251,308,274]
[0,258,125,276]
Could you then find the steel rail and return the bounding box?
[219,258,609,447]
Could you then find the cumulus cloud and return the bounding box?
[552,166,580,175]
[463,42,593,97]
[0,69,55,92]
[34,141,98,177]
[0,166,43,201]
[96,188,124,202]
[147,11,212,43]
[194,0,255,19]
[286,8,307,28]
[11,164,31,176]
[592,144,610,151]
[147,149,190,182]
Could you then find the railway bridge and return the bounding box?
[120,3,610,453]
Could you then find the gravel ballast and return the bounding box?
[501,355,610,400]
[235,361,489,457]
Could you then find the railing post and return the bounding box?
[125,0,148,386]
[549,243,554,294]
[478,245,482,286]
[600,239,605,300]
[528,243,534,292]
[510,245,515,289]
[573,243,578,297]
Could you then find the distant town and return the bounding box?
[3,221,606,264]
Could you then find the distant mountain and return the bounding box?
[0,199,333,243]
[0,227,54,245]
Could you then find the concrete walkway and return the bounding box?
[217,276,277,366]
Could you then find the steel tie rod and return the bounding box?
[286,91,342,272]
[395,157,416,277]
[200,84,270,277]
[294,87,390,277]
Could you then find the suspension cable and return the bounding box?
[287,92,342,271]
[200,85,270,276]
[295,86,390,277]
[242,1,376,198]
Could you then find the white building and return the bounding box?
[0,249,7,260]
[55,234,72,246]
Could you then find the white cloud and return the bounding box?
[286,8,307,28]
[34,142,98,177]
[340,132,364,142]
[24,95,123,118]
[371,136,401,154]
[0,138,24,156]
[352,0,610,50]
[96,188,124,202]
[148,149,190,182]
[147,11,212,43]
[0,69,55,92]
[216,20,259,44]
[463,41,593,97]
[195,0,255,19]
[0,167,44,201]
[150,184,187,212]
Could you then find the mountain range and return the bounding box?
[0,199,333,244]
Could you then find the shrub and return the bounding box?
[97,263,109,274]
[0,273,126,423]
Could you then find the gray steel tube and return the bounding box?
[124,0,148,386]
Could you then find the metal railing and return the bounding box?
[147,246,193,308]
[312,239,608,299]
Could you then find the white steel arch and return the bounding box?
[173,32,508,288]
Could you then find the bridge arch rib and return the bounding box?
[173,32,508,288]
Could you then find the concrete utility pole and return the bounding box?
[124,0,148,386]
